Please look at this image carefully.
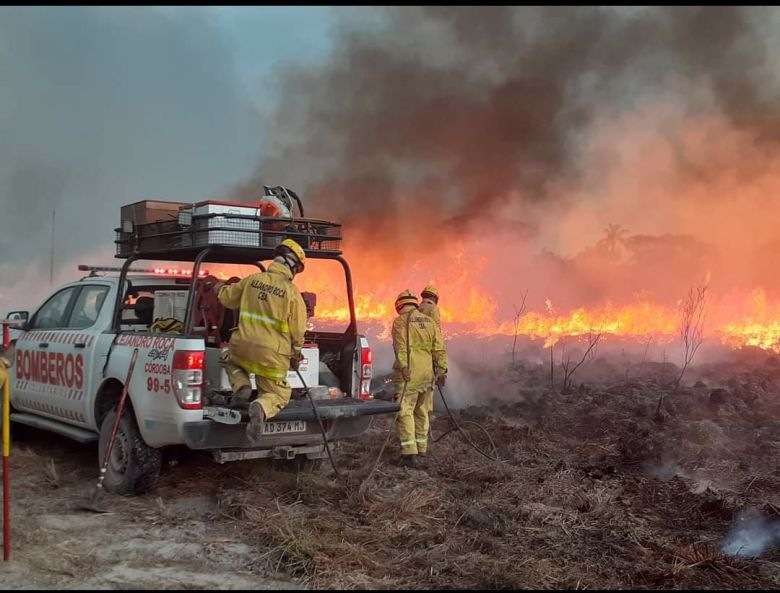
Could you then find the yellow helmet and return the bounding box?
[395,289,418,312]
[421,284,439,301]
[275,238,306,272]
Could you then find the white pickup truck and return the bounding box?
[3,254,398,495]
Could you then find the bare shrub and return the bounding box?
[559,331,603,394]
[511,290,529,366]
[675,283,708,389]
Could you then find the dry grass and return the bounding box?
[201,372,780,589]
[6,361,780,590]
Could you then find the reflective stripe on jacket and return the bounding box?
[217,262,307,377]
[392,307,447,392]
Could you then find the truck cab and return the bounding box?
[4,197,399,494]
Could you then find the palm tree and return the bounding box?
[602,223,629,256]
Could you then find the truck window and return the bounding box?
[68,285,109,329]
[30,287,79,330]
[296,259,351,333]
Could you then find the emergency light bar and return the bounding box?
[78,265,209,277]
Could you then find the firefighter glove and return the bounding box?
[436,373,447,387]
[290,350,303,371]
[400,366,411,382]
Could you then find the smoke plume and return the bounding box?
[722,509,780,558]
[234,6,780,315]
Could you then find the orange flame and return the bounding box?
[208,256,780,353]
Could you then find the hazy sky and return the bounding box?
[212,6,339,100]
[0,6,352,310]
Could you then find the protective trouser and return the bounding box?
[422,387,434,414]
[219,350,291,420]
[396,389,431,456]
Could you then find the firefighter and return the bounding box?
[419,284,441,329]
[212,238,308,441]
[419,283,445,415]
[392,290,447,468]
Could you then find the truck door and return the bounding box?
[14,284,109,427]
[13,285,81,420]
[58,284,111,427]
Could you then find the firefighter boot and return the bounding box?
[398,454,416,469]
[232,385,253,408]
[246,400,266,442]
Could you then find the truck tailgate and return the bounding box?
[183,398,399,450]
[246,398,400,422]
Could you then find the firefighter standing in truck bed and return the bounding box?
[392,290,447,468]
[213,239,308,441]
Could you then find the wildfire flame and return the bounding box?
[209,254,780,353]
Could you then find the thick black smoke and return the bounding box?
[233,6,779,248]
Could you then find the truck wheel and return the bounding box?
[98,409,161,495]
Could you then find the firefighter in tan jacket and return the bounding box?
[392,290,447,468]
[418,284,444,414]
[214,239,308,441]
[419,284,441,329]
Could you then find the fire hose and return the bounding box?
[360,314,506,488]
[360,312,413,489]
[432,385,500,463]
[293,366,341,480]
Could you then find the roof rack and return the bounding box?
[115,201,342,261]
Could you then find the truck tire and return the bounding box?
[98,409,161,495]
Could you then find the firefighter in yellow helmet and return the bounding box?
[419,284,445,415]
[419,284,441,329]
[213,238,308,441]
[392,290,447,468]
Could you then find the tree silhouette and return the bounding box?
[602,223,629,255]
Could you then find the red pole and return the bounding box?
[2,456,7,561]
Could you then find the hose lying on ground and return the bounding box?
[295,367,341,480]
[433,384,502,463]
[325,309,506,484]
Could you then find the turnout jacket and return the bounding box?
[419,298,441,330]
[392,307,447,392]
[217,262,307,381]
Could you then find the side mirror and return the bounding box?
[5,311,29,325]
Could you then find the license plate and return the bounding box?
[263,420,307,435]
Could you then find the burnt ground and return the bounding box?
[2,353,780,589]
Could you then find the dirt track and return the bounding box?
[0,432,303,590]
[2,353,780,589]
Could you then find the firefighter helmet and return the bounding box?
[421,284,439,302]
[395,290,418,312]
[275,238,306,273]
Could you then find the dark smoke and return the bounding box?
[233,6,779,243]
